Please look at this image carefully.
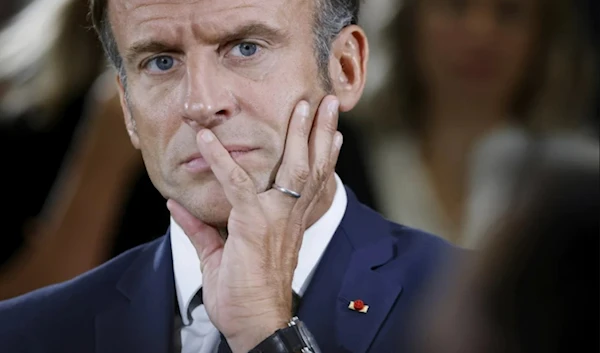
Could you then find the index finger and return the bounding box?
[167,199,224,274]
[196,129,259,211]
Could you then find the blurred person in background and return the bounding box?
[0,0,169,299]
[367,0,597,247]
[586,0,600,134]
[414,137,599,353]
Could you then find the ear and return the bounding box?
[117,75,140,149]
[328,25,369,112]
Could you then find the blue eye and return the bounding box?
[146,55,175,72]
[231,42,259,57]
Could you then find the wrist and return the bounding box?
[226,315,290,353]
[247,317,320,353]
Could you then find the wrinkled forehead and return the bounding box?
[108,0,312,28]
[110,0,283,11]
[107,0,314,46]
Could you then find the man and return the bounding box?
[0,0,457,352]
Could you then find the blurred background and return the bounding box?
[0,0,597,351]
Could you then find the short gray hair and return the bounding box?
[313,0,359,92]
[90,0,359,90]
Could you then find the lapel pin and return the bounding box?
[348,299,369,313]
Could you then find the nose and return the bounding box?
[180,56,239,131]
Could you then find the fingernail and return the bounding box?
[328,99,339,114]
[297,101,309,117]
[200,129,214,143]
[335,133,344,148]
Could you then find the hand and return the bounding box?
[168,95,342,353]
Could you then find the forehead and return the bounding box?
[422,0,537,10]
[108,0,312,43]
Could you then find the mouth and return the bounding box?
[182,146,259,173]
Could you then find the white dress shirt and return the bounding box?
[171,174,348,353]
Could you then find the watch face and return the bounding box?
[296,321,322,353]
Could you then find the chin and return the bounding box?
[165,167,276,227]
[182,186,232,228]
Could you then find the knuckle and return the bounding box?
[291,163,310,183]
[322,116,338,134]
[315,156,331,176]
[312,157,331,183]
[227,164,250,186]
[314,169,328,186]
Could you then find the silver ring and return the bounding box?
[272,183,301,199]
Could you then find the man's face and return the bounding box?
[109,0,327,227]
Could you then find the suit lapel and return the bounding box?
[335,236,402,353]
[95,232,175,353]
[335,189,404,353]
[299,188,403,353]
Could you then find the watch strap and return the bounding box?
[248,324,308,353]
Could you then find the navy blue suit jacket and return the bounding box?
[0,188,457,353]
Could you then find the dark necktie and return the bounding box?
[217,291,302,353]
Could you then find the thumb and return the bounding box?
[167,199,224,274]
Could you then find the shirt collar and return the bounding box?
[171,174,347,325]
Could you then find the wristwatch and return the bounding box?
[248,317,321,353]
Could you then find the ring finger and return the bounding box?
[270,100,315,203]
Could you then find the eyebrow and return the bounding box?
[124,22,288,65]
[125,41,174,64]
[210,22,288,45]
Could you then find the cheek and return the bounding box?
[237,54,323,136]
[128,86,182,167]
[131,80,181,134]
